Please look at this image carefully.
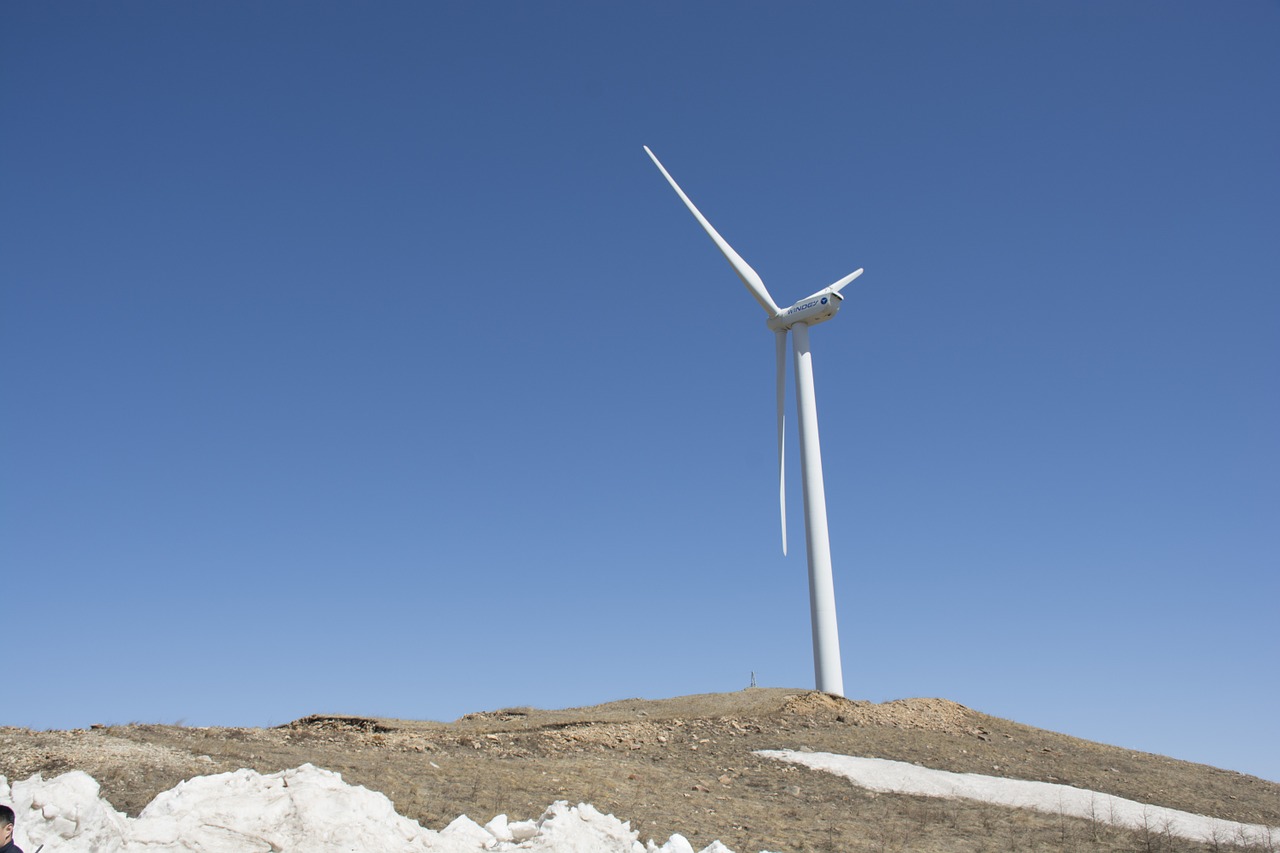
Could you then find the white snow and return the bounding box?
[5,754,1276,852]
[759,749,1279,847]
[0,764,743,853]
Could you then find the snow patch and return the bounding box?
[759,749,1279,847]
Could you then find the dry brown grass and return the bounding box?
[2,689,1277,852]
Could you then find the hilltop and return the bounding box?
[2,689,1276,852]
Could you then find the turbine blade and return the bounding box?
[776,328,788,556]
[828,267,864,294]
[644,146,782,317]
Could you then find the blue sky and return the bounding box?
[3,3,1277,783]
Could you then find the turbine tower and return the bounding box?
[645,146,863,697]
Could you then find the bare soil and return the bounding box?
[2,689,1276,853]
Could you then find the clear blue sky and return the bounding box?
[3,3,1277,783]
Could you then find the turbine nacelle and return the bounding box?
[767,289,843,331]
[766,266,865,331]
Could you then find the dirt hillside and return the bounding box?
[2,689,1276,852]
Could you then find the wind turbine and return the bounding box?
[645,146,863,697]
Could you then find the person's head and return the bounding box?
[0,804,13,846]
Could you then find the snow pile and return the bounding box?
[0,764,740,853]
[760,750,1279,847]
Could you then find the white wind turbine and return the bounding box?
[645,146,863,697]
